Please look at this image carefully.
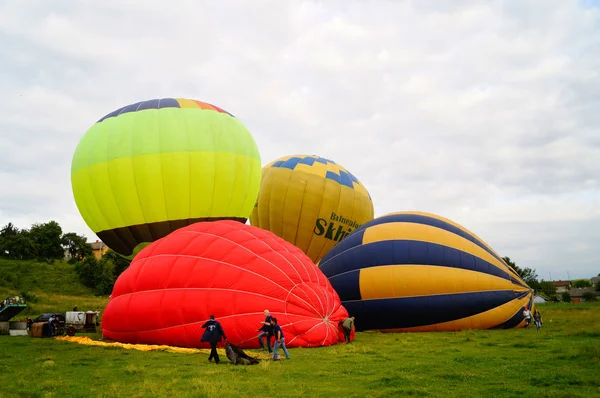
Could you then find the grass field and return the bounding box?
[1,302,599,398]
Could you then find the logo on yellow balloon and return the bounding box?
[314,212,361,243]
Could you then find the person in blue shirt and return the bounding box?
[257,309,274,352]
[271,317,290,360]
[201,315,227,364]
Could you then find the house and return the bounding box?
[568,287,600,302]
[591,276,600,286]
[90,240,109,260]
[552,280,572,293]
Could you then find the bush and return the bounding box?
[561,292,572,302]
[74,254,117,296]
[74,255,99,288]
[582,292,597,302]
[19,291,39,303]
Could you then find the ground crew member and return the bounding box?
[342,317,355,343]
[200,315,227,364]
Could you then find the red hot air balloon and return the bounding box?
[102,220,349,348]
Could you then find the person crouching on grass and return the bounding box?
[201,315,227,364]
[271,318,290,360]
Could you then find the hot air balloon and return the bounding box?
[102,220,349,348]
[250,155,374,264]
[318,211,534,332]
[71,98,261,258]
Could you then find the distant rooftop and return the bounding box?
[89,240,107,250]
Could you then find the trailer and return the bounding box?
[65,311,99,333]
[0,296,27,336]
[0,296,27,322]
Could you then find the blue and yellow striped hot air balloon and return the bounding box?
[318,211,534,332]
[250,154,374,264]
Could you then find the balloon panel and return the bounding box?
[319,211,534,332]
[250,155,374,264]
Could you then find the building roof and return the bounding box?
[89,240,106,250]
[568,287,598,298]
[552,280,571,287]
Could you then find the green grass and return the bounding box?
[1,259,598,397]
[0,302,599,398]
[0,258,95,296]
[0,259,108,319]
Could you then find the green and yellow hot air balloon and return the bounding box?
[71,97,261,258]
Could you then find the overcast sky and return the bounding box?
[1,0,598,280]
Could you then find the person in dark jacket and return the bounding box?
[201,315,227,364]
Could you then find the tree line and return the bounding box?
[502,256,557,297]
[0,221,130,295]
[502,256,599,302]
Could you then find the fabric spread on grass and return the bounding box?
[55,336,274,360]
[55,336,220,355]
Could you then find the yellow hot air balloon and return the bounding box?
[250,155,374,263]
[71,97,261,259]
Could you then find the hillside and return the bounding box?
[0,258,109,319]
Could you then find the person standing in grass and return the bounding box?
[533,309,543,331]
[341,317,355,343]
[257,309,274,352]
[271,317,290,360]
[201,315,227,364]
[47,314,55,337]
[522,306,532,328]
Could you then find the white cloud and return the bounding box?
[0,0,599,279]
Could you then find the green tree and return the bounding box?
[29,221,64,261]
[74,253,120,296]
[75,255,99,288]
[0,223,37,260]
[61,232,92,262]
[539,281,557,296]
[561,291,572,302]
[95,255,116,295]
[572,279,591,288]
[101,249,131,279]
[502,256,539,289]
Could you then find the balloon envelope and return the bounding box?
[250,154,374,264]
[102,220,349,348]
[319,211,534,332]
[71,98,261,258]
